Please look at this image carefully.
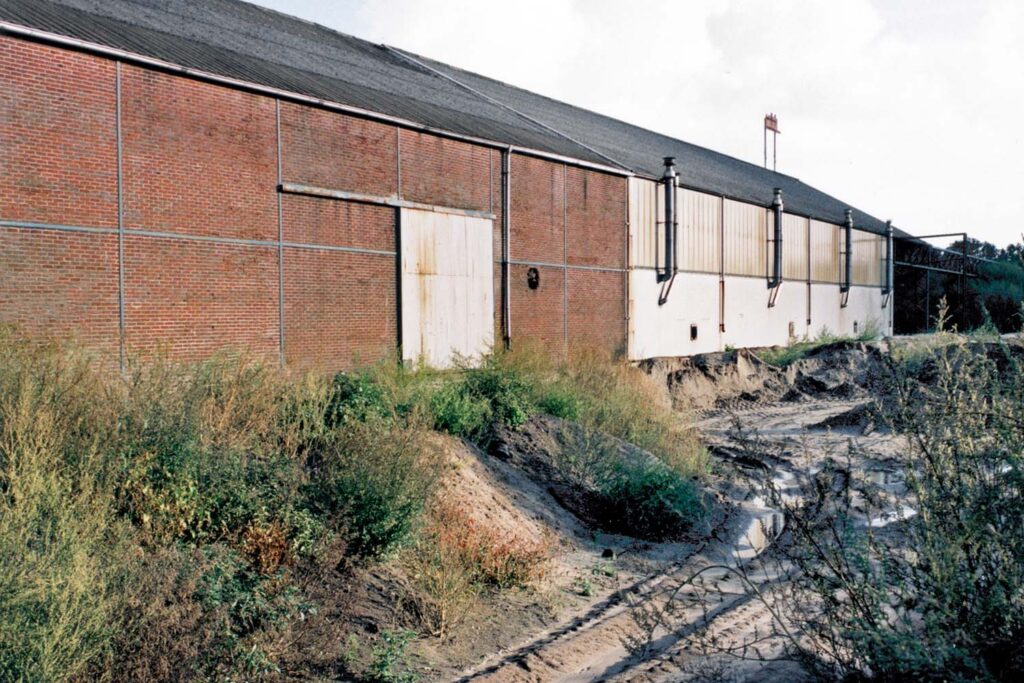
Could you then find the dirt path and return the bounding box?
[453,398,906,683]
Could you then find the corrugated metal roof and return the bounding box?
[0,0,905,236]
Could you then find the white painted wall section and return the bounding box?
[722,277,807,349]
[400,208,494,368]
[629,270,720,359]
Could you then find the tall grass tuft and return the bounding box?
[0,335,127,682]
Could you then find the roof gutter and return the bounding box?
[0,19,632,178]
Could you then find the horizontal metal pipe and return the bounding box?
[507,258,625,274]
[893,261,978,278]
[0,20,632,179]
[280,182,496,219]
[0,219,396,256]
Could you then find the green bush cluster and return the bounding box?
[0,333,439,682]
[380,346,709,536]
[0,331,708,680]
[558,426,704,540]
[600,459,704,540]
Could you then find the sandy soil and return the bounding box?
[346,338,1016,683]
[440,342,914,683]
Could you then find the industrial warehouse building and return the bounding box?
[0,0,907,370]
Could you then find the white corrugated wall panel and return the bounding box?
[628,177,659,269]
[782,213,809,281]
[810,219,841,283]
[723,199,767,277]
[852,230,884,286]
[678,188,722,274]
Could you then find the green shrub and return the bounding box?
[105,545,307,682]
[558,427,705,540]
[600,460,703,541]
[366,629,419,683]
[430,381,492,439]
[457,353,534,429]
[536,386,581,420]
[326,370,394,424]
[307,417,439,560]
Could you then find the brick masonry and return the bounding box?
[123,236,279,361]
[0,37,117,228]
[121,65,278,241]
[0,228,120,359]
[0,35,629,370]
[280,101,397,197]
[283,248,397,370]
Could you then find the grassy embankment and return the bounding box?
[0,331,705,682]
[755,319,883,367]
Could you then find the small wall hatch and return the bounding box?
[690,324,698,341]
[527,267,540,290]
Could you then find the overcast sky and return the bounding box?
[252,0,1023,249]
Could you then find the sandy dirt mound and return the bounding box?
[435,434,563,545]
[400,433,708,681]
[640,341,888,412]
[639,350,788,412]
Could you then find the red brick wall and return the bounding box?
[568,269,625,354]
[282,195,394,251]
[566,167,626,269]
[0,229,120,358]
[399,130,492,211]
[510,154,565,264]
[280,103,397,196]
[123,236,279,360]
[0,37,117,228]
[509,264,565,354]
[283,249,397,371]
[281,196,397,370]
[0,36,628,368]
[121,65,278,241]
[505,155,627,356]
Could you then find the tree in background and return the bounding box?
[946,236,1024,333]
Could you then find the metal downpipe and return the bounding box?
[841,208,853,308]
[841,209,853,293]
[501,148,512,349]
[768,188,784,291]
[657,156,677,285]
[883,219,894,296]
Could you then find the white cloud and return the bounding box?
[254,0,1024,248]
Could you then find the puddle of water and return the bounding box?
[733,508,784,562]
[865,468,905,489]
[867,504,917,528]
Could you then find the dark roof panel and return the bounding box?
[0,0,904,236]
